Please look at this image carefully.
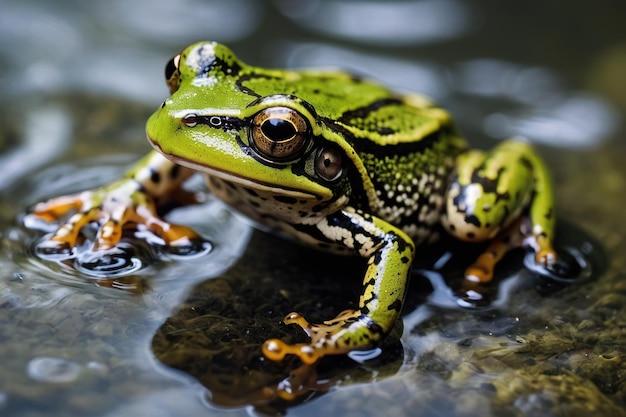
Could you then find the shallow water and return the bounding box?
[1,1,625,416]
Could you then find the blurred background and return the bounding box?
[1,0,623,158]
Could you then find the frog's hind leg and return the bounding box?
[442,140,557,283]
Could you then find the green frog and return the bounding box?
[29,41,556,364]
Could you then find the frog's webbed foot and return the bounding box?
[263,310,373,365]
[464,217,557,283]
[26,179,202,255]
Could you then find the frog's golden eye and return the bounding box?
[250,107,309,162]
[165,54,181,94]
[315,146,343,182]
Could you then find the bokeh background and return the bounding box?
[1,1,625,416]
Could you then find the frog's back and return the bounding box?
[335,94,467,243]
[237,63,468,242]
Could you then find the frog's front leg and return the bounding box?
[263,209,415,364]
[28,150,200,252]
[442,139,557,282]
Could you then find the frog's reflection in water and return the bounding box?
[151,230,405,414]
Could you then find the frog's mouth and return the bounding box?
[149,139,324,201]
[182,156,321,199]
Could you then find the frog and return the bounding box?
[28,41,557,365]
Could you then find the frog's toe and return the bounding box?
[464,253,496,283]
[38,210,101,252]
[464,266,493,283]
[536,248,557,266]
[262,339,321,365]
[29,194,84,223]
[94,219,124,251]
[160,224,203,247]
[263,313,324,364]
[140,213,206,254]
[283,312,313,332]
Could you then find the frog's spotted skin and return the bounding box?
[28,41,557,364]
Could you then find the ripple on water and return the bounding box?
[37,235,213,278]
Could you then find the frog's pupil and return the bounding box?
[262,119,295,141]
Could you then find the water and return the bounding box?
[1,1,625,416]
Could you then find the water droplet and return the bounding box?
[347,347,382,363]
[27,357,81,383]
[86,361,108,377]
[10,272,24,281]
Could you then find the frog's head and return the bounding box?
[147,41,359,213]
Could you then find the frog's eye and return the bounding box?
[165,54,181,94]
[250,107,309,162]
[315,146,343,182]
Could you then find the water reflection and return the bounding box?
[0,0,260,102]
[276,42,448,99]
[452,59,562,105]
[0,106,71,190]
[451,59,619,147]
[483,94,618,148]
[94,0,261,44]
[151,231,405,415]
[276,0,472,46]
